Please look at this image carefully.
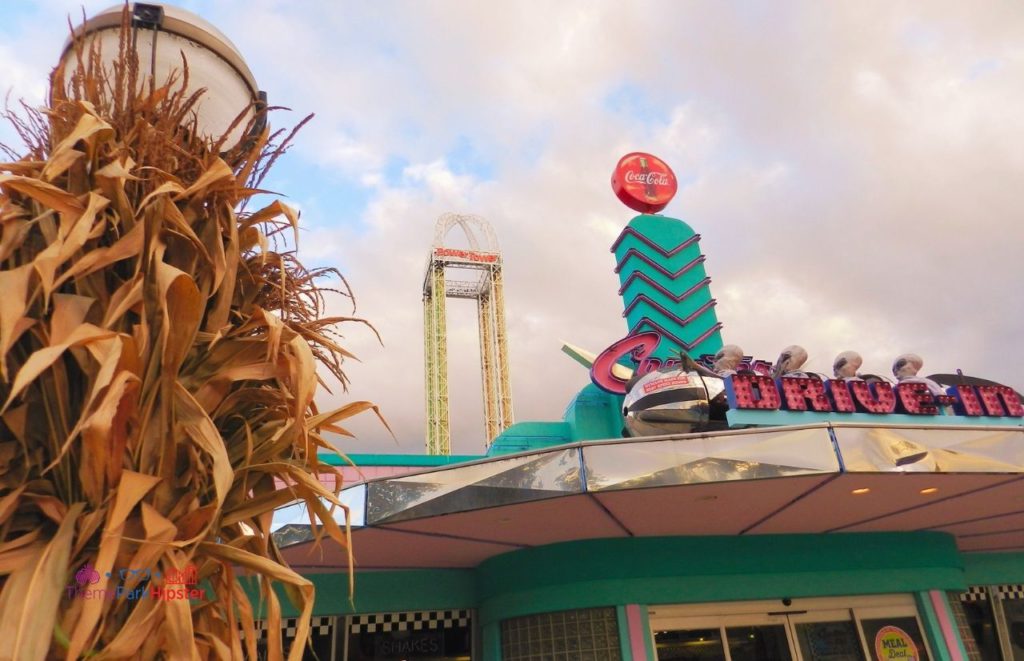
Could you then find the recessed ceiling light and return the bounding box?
[851,488,871,495]
[919,487,939,495]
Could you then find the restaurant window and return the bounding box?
[252,616,337,660]
[649,595,932,661]
[501,607,622,661]
[955,584,1024,660]
[344,610,473,661]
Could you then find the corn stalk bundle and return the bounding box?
[0,17,378,660]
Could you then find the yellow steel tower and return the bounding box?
[423,214,513,454]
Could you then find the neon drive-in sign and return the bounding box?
[726,373,1023,418]
[590,331,1023,420]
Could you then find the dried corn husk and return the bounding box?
[0,10,380,660]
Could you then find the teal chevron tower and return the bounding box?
[611,214,723,360]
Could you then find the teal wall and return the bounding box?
[262,536,1024,659]
[486,421,572,455]
[321,453,484,466]
[249,569,475,619]
[280,532,983,622]
[962,551,1024,584]
[613,214,723,360]
[473,533,964,626]
[487,383,626,455]
[562,383,626,441]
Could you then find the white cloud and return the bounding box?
[2,1,1022,455]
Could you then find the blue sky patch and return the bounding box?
[446,135,495,181]
[603,82,672,125]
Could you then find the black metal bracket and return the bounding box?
[132,3,165,29]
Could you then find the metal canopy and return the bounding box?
[277,423,1024,570]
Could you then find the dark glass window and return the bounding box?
[727,625,793,661]
[502,607,621,661]
[1004,595,1024,661]
[794,620,866,661]
[654,628,726,660]
[344,610,472,661]
[859,617,930,661]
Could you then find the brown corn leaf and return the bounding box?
[92,591,160,660]
[57,192,108,261]
[0,217,30,262]
[0,542,45,575]
[79,371,139,503]
[0,161,46,175]
[307,400,391,434]
[2,323,116,413]
[94,155,139,182]
[199,542,314,661]
[244,199,301,251]
[41,111,112,182]
[221,487,299,528]
[156,262,203,377]
[50,294,95,344]
[0,486,27,526]
[0,405,27,444]
[38,148,83,183]
[0,264,34,381]
[0,502,83,661]
[0,174,85,215]
[174,383,233,508]
[100,275,143,329]
[57,220,143,288]
[138,180,186,210]
[65,471,162,660]
[178,157,234,199]
[161,591,199,661]
[1,30,381,657]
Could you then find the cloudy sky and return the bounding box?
[1,1,1021,455]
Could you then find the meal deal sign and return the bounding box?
[874,626,919,660]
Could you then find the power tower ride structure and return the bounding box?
[423,214,513,455]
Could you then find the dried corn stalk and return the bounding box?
[0,13,379,660]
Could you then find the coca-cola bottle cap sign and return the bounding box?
[611,152,678,213]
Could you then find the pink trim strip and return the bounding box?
[625,604,649,660]
[929,589,964,661]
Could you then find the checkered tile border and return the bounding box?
[958,585,1024,602]
[349,609,471,634]
[996,584,1024,600]
[959,586,988,602]
[246,616,334,641]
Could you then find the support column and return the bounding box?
[492,267,514,429]
[423,294,436,453]
[617,604,654,660]
[482,621,502,661]
[916,590,969,661]
[478,288,499,443]
[426,264,450,455]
